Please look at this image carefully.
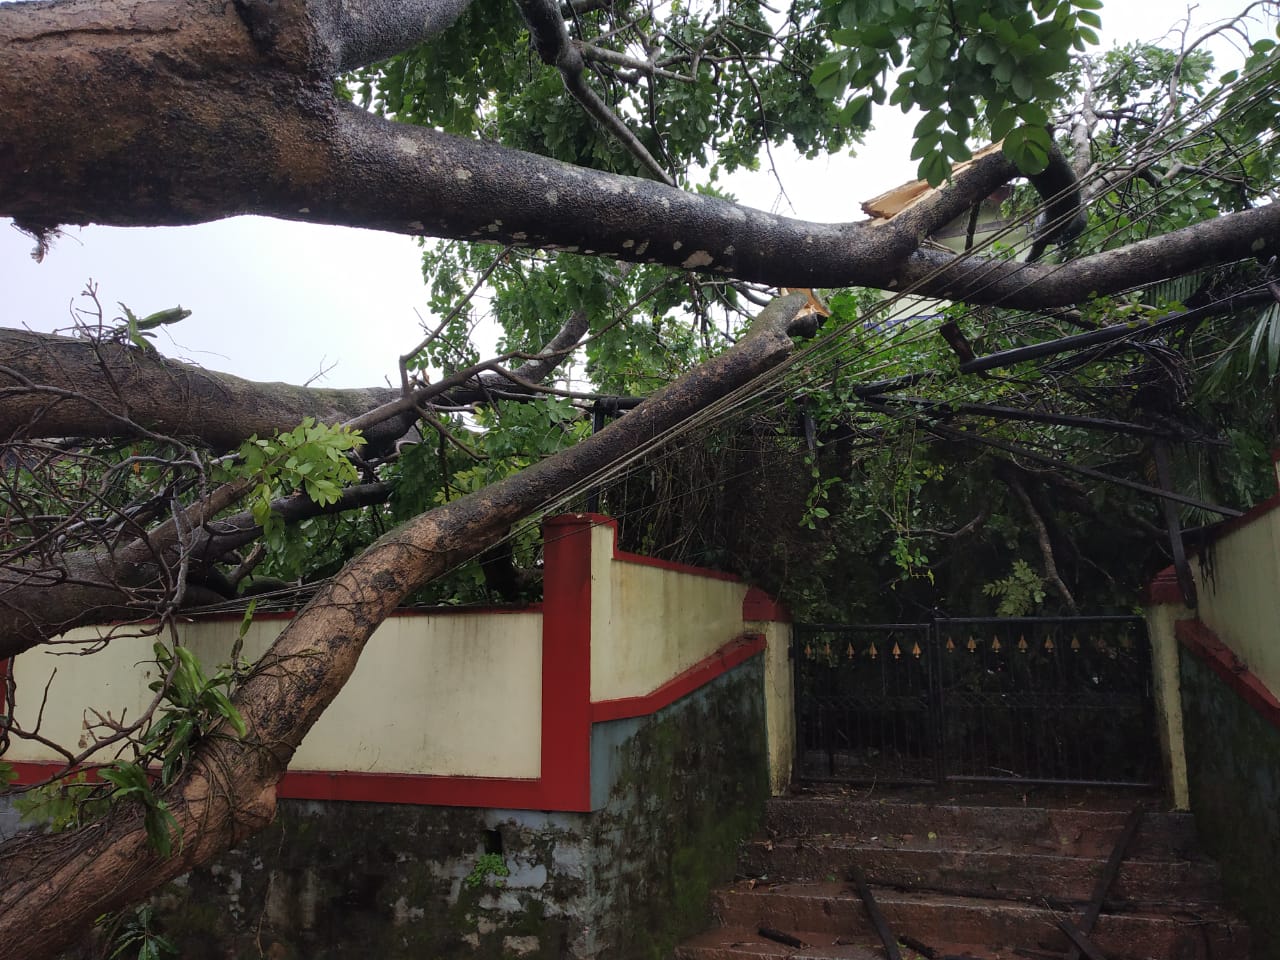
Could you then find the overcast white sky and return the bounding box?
[1,1,1271,388]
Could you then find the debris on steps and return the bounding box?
[675,785,1249,960]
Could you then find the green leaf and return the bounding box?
[989,106,1019,141]
[209,689,248,739]
[811,57,846,100]
[910,131,939,160]
[940,132,970,160]
[144,802,180,859]
[1002,123,1051,174]
[919,149,952,186]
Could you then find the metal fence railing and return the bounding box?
[793,616,1159,787]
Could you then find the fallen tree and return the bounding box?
[3,0,1280,954]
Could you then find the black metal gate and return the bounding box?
[793,616,1159,786]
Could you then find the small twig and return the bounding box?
[516,0,675,185]
[399,245,512,391]
[757,927,803,948]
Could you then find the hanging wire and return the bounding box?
[194,39,1280,611]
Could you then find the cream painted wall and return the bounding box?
[8,611,543,779]
[749,619,795,796]
[1191,507,1280,700]
[589,524,749,702]
[1144,603,1191,810]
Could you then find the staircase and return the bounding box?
[676,785,1250,960]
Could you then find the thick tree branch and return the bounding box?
[0,310,589,446]
[4,2,1276,310]
[197,480,395,559]
[893,203,1280,309]
[0,329,400,448]
[307,0,478,72]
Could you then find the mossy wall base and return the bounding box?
[1180,647,1280,960]
[12,659,767,960]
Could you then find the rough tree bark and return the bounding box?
[0,312,589,448]
[0,293,817,960]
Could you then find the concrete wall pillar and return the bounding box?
[745,588,794,796]
[1144,567,1191,810]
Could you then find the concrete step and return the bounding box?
[710,881,1251,960]
[739,837,1223,905]
[764,795,1202,861]
[675,925,1038,959]
[675,927,883,959]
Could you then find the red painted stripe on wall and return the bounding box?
[590,634,766,724]
[1177,619,1280,731]
[550,512,744,583]
[5,760,105,786]
[537,514,595,812]
[742,585,790,622]
[275,770,548,808]
[3,760,553,810]
[5,634,768,810]
[1145,566,1184,606]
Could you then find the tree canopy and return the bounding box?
[2,0,1280,954]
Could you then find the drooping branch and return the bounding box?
[1025,144,1087,262]
[0,293,817,960]
[891,205,1280,309]
[998,462,1079,615]
[321,108,1280,305]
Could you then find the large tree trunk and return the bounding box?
[0,294,816,960]
[4,0,1277,307]
[0,328,403,449]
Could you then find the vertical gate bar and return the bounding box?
[930,621,945,783]
[792,625,806,778]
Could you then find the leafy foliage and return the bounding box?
[983,559,1047,616]
[99,904,178,960]
[98,762,181,859]
[143,643,247,788]
[811,0,1103,183]
[219,419,366,546]
[14,642,245,858]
